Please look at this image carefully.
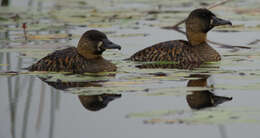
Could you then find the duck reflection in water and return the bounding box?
[186,74,232,109]
[39,77,121,111]
[79,94,121,111]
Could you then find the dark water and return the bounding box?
[1,0,260,138]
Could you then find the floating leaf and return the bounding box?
[0,16,8,21]
[27,34,69,40]
[127,107,260,125]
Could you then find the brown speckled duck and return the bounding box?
[129,8,232,64]
[28,30,121,73]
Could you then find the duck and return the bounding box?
[129,8,232,64]
[27,30,121,73]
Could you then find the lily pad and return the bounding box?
[127,107,260,125]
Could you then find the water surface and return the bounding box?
[1,0,260,138]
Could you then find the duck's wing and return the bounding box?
[27,47,80,72]
[129,40,192,63]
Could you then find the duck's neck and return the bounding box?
[191,42,221,62]
[77,45,102,60]
[186,30,207,46]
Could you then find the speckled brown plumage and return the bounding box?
[28,30,121,73]
[130,40,221,64]
[129,8,232,64]
[28,47,117,73]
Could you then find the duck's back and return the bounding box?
[129,40,200,63]
[28,47,117,73]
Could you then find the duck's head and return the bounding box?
[185,8,232,46]
[77,30,121,59]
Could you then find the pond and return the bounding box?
[1,0,260,138]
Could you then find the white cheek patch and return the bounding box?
[210,19,214,25]
[97,41,103,51]
[98,96,103,102]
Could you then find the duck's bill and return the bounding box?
[212,16,232,26]
[102,39,121,50]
